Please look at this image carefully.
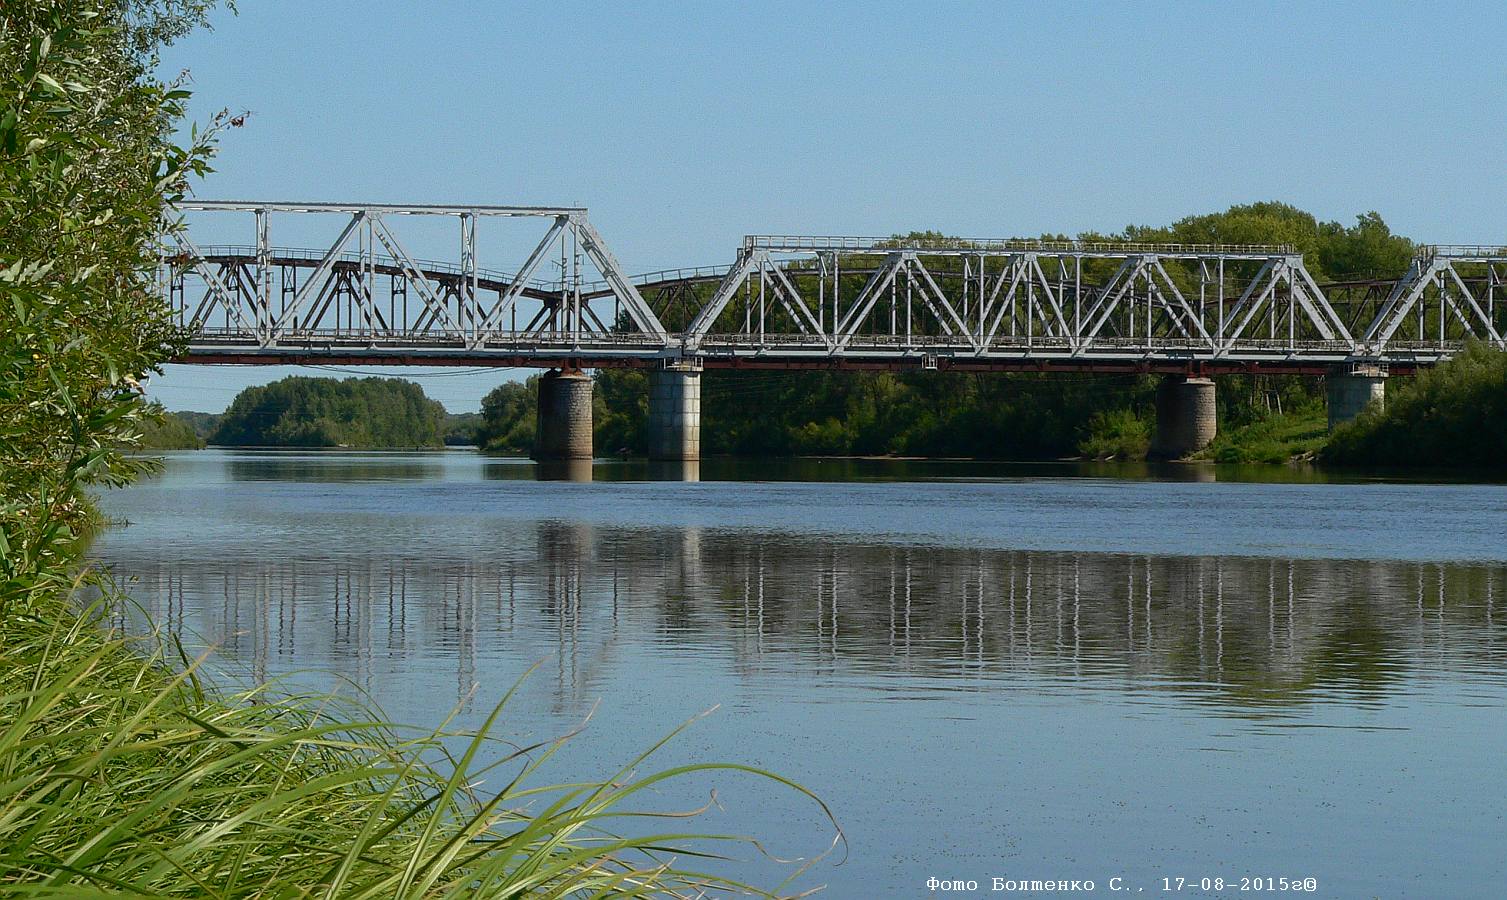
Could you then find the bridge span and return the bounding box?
[163,201,1507,460]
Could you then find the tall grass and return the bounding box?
[1199,408,1328,464]
[1076,408,1152,460]
[0,579,838,897]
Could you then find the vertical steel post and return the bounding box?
[833,253,840,332]
[460,212,476,340]
[572,224,582,340]
[817,254,826,334]
[758,256,767,339]
[1026,264,1034,346]
[905,267,912,342]
[890,274,897,336]
[364,213,377,336]
[1073,256,1081,344]
[255,208,271,341]
[1218,258,1225,341]
[980,252,988,338]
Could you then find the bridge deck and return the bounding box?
[163,203,1507,373]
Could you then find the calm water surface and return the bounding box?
[92,451,1507,898]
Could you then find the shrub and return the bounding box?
[1324,343,1507,469]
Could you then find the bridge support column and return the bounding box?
[1150,376,1217,459]
[648,365,701,461]
[533,369,594,461]
[1327,364,1386,430]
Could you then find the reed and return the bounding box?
[0,579,837,897]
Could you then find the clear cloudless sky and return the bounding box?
[149,0,1507,412]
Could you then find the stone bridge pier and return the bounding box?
[1326,363,1387,430]
[533,369,594,461]
[648,364,702,461]
[1150,375,1217,459]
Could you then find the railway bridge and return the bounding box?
[162,201,1507,461]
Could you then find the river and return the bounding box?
[91,451,1507,898]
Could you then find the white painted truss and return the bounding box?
[164,201,668,354]
[161,206,1505,369]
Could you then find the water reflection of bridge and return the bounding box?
[115,526,1505,713]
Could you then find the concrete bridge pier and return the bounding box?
[533,368,594,461]
[1150,375,1217,459]
[648,364,701,461]
[1326,364,1387,430]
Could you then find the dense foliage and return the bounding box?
[694,369,1156,458]
[475,376,538,452]
[480,364,1406,465]
[173,407,221,439]
[1324,343,1507,469]
[211,375,446,447]
[1,0,218,579]
[140,402,205,448]
[1115,201,1414,280]
[442,410,482,445]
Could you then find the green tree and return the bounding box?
[594,368,648,455]
[1324,343,1507,469]
[1118,201,1414,282]
[139,403,205,449]
[475,375,537,453]
[1,0,223,586]
[210,376,446,448]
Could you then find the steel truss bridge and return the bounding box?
[163,202,1507,374]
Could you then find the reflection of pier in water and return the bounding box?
[113,525,1506,712]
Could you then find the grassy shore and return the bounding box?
[1196,408,1329,465]
[1,579,833,895]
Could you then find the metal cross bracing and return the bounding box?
[160,203,1505,373]
[163,201,670,363]
[682,237,1360,368]
[1358,246,1507,355]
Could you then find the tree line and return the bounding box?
[209,375,448,447]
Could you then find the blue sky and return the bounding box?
[151,0,1507,412]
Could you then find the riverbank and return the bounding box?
[1193,408,1329,464]
[4,576,828,893]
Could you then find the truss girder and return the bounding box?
[1361,252,1507,351]
[163,217,1496,367]
[164,202,669,352]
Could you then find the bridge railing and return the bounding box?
[186,326,673,348]
[175,247,758,297]
[629,264,734,286]
[743,235,1296,255]
[1417,244,1507,260]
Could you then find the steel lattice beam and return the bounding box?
[164,202,669,354]
[1361,246,1507,352]
[160,208,1496,370]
